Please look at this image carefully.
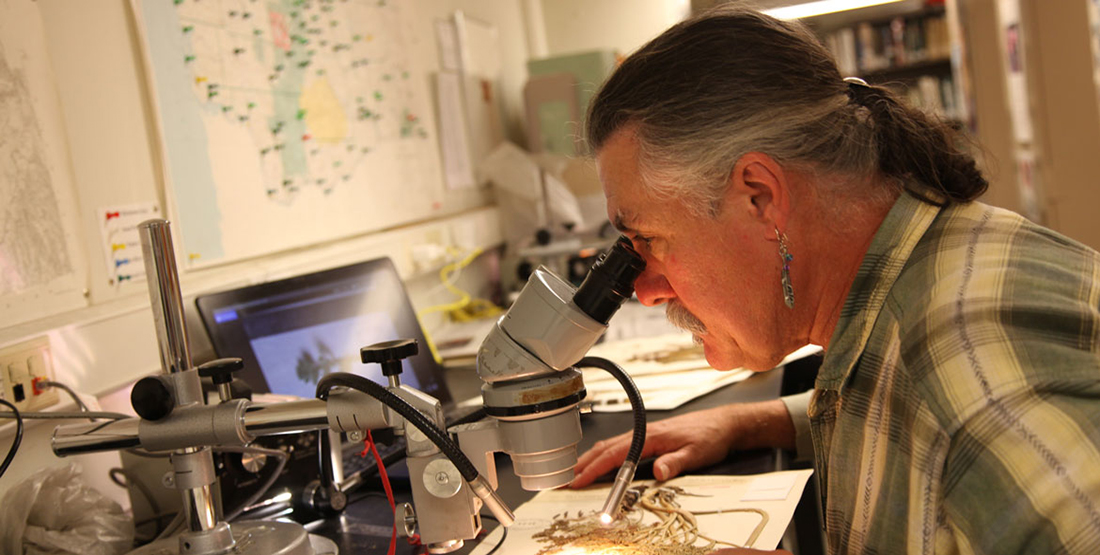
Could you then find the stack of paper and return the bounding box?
[581,333,821,412]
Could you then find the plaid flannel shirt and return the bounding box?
[793,191,1100,554]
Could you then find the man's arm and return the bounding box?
[571,397,798,488]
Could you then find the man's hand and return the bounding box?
[570,399,796,488]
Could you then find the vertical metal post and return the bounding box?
[139,219,193,375]
[138,219,218,534]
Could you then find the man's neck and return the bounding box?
[798,179,898,350]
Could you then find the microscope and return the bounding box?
[50,220,646,555]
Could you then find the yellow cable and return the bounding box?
[417,247,503,364]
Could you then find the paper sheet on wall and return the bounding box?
[435,71,475,190]
[132,0,443,268]
[96,202,160,287]
[0,0,88,325]
[469,470,814,555]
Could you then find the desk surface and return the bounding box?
[306,367,786,554]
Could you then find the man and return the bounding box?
[571,7,1100,555]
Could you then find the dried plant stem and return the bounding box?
[531,485,771,555]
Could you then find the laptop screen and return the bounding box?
[195,258,451,405]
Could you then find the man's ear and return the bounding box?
[726,152,791,239]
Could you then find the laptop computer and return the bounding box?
[195,257,450,402]
[195,257,483,485]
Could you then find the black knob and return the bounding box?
[197,358,244,385]
[360,339,418,377]
[132,375,175,421]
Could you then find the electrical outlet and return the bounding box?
[0,336,59,411]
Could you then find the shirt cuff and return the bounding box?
[781,389,815,463]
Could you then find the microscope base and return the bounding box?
[127,521,338,555]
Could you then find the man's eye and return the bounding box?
[633,236,654,250]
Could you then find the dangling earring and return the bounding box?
[776,228,795,309]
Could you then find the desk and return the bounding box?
[305,367,800,554]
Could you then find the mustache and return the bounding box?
[666,301,707,336]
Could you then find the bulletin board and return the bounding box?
[132,0,448,268]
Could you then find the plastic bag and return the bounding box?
[0,462,133,555]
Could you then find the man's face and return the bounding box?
[596,129,789,371]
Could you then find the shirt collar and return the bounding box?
[815,191,943,391]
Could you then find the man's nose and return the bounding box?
[633,269,674,306]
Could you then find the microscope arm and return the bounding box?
[52,382,513,552]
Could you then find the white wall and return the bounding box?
[539,0,691,56]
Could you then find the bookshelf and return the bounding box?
[807,3,965,122]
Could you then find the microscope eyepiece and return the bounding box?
[571,236,646,325]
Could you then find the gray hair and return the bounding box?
[586,6,986,216]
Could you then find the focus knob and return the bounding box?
[131,375,175,421]
[360,339,417,377]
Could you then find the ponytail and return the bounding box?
[847,81,988,204]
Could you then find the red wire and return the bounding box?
[364,430,398,555]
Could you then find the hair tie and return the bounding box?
[844,76,871,104]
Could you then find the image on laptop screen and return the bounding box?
[195,258,451,405]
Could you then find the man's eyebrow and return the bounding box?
[611,210,637,234]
